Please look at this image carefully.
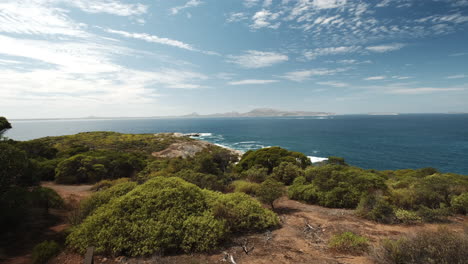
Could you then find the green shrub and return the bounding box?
[451,192,468,215]
[328,232,369,254]
[327,156,347,166]
[174,169,226,191]
[256,178,284,209]
[80,181,137,221]
[241,166,268,183]
[236,147,311,173]
[287,177,319,203]
[67,177,278,256]
[356,194,395,223]
[271,162,304,185]
[394,209,422,224]
[375,228,468,264]
[32,240,60,264]
[416,206,451,222]
[30,186,64,210]
[230,180,260,195]
[91,178,131,191]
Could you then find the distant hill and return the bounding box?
[184,108,334,117]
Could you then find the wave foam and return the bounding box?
[308,156,328,163]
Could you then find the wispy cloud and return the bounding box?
[364,76,386,80]
[303,46,360,60]
[250,9,281,29]
[226,12,248,23]
[366,43,405,53]
[317,81,348,87]
[227,50,288,68]
[282,68,349,82]
[449,52,468,57]
[228,79,278,85]
[387,87,465,94]
[447,74,467,79]
[71,0,148,16]
[170,0,203,15]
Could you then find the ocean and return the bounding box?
[5,114,468,175]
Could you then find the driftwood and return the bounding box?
[303,220,324,243]
[221,252,237,264]
[84,246,94,264]
[241,239,254,255]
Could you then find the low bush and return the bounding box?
[329,231,369,254]
[91,178,131,191]
[356,194,395,223]
[416,206,451,222]
[67,177,278,256]
[174,169,226,191]
[394,209,422,224]
[229,180,260,195]
[256,178,284,209]
[32,240,60,264]
[375,228,468,264]
[236,147,311,173]
[241,166,268,183]
[451,192,468,215]
[271,162,304,185]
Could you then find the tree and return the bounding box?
[236,147,311,173]
[256,178,284,210]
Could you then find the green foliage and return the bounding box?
[288,165,387,208]
[30,187,64,210]
[0,142,38,190]
[80,181,137,222]
[256,178,284,209]
[32,240,60,264]
[0,116,12,136]
[376,228,468,264]
[55,151,146,184]
[91,178,131,191]
[67,177,278,256]
[356,194,395,223]
[236,147,311,173]
[230,180,260,195]
[416,206,451,222]
[271,162,304,185]
[241,165,268,183]
[328,232,369,254]
[451,192,468,215]
[394,209,422,224]
[174,169,226,191]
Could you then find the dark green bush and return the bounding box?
[328,232,369,254]
[271,162,304,185]
[416,206,451,222]
[256,178,284,209]
[356,194,395,223]
[32,240,60,264]
[241,165,268,183]
[230,180,260,195]
[375,228,468,264]
[174,169,226,191]
[327,156,347,166]
[236,147,311,173]
[67,177,278,256]
[451,192,468,215]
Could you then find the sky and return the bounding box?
[0,0,467,118]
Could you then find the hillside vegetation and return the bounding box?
[1,116,467,263]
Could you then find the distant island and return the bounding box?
[183,108,335,118]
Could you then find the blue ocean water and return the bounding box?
[5,114,468,175]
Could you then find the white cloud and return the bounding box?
[170,0,203,15]
[317,81,348,87]
[387,87,465,94]
[366,43,405,53]
[449,52,468,57]
[226,12,248,23]
[244,0,261,8]
[250,9,281,29]
[447,74,467,79]
[312,0,347,9]
[282,68,349,82]
[263,0,273,7]
[227,50,288,68]
[71,0,147,16]
[392,76,412,80]
[228,79,278,85]
[364,76,386,80]
[303,46,360,60]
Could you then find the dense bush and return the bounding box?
[256,178,284,209]
[328,232,369,254]
[375,228,468,264]
[91,178,131,191]
[230,180,260,195]
[241,165,268,183]
[356,194,395,223]
[174,169,226,191]
[451,192,468,215]
[271,162,304,185]
[55,151,146,184]
[394,209,422,224]
[67,177,278,256]
[236,147,311,173]
[288,165,387,208]
[32,240,60,264]
[0,142,38,190]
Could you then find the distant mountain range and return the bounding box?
[182,108,335,117]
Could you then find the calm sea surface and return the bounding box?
[5,114,468,175]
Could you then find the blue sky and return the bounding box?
[0,0,467,118]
